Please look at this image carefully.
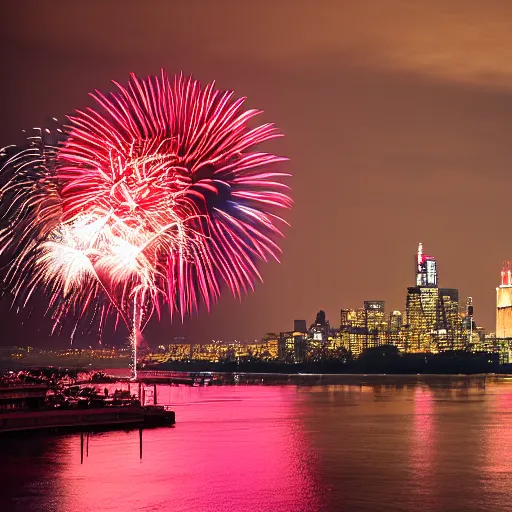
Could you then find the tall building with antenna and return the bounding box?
[496,262,512,338]
[416,242,437,287]
[406,242,461,352]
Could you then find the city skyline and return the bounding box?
[0,234,505,348]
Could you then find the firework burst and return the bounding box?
[0,71,291,376]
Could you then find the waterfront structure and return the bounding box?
[167,343,193,360]
[496,261,512,338]
[150,336,280,364]
[191,342,225,362]
[467,326,486,351]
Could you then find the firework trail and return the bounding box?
[0,71,291,375]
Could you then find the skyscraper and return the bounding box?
[496,262,512,338]
[416,242,438,287]
[339,302,388,355]
[406,243,461,352]
[340,307,368,356]
[406,286,440,352]
[364,301,386,349]
[388,311,404,349]
[437,288,461,351]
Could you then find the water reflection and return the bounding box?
[4,378,512,511]
[483,383,512,506]
[0,435,65,511]
[58,386,323,512]
[409,387,435,504]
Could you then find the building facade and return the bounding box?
[405,243,462,352]
[496,262,512,338]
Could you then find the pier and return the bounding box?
[0,369,181,434]
[0,383,48,410]
[134,370,212,386]
[0,405,175,434]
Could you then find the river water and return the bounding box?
[1,376,512,512]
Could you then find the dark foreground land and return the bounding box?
[148,348,505,375]
[1,346,508,376]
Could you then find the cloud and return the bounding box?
[6,0,512,89]
[202,0,512,89]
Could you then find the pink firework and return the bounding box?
[58,70,291,320]
[0,71,291,375]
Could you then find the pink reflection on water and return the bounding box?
[480,384,512,507]
[484,385,512,478]
[57,386,322,512]
[409,386,436,501]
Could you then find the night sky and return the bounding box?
[2,0,512,346]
